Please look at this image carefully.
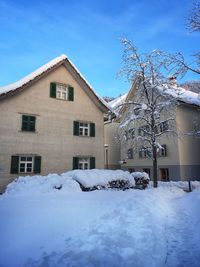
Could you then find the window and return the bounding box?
[127,148,133,159]
[22,115,36,132]
[79,123,89,136]
[78,158,90,170]
[134,108,140,115]
[128,168,135,173]
[139,148,147,158]
[139,147,151,158]
[126,128,135,140]
[159,144,167,157]
[10,155,41,174]
[50,82,74,101]
[73,156,95,170]
[138,125,150,137]
[73,121,95,137]
[19,156,33,173]
[159,121,169,133]
[160,168,169,181]
[56,84,68,100]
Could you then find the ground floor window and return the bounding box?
[10,155,41,174]
[128,168,135,173]
[19,156,33,173]
[160,168,169,181]
[78,157,90,170]
[73,156,95,170]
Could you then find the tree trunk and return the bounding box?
[152,145,158,188]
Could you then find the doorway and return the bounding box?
[160,168,169,181]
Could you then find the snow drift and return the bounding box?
[5,169,137,195]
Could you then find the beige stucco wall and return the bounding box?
[176,104,200,180]
[119,101,200,181]
[119,95,180,169]
[0,65,105,192]
[104,121,120,169]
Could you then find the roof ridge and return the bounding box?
[0,54,67,95]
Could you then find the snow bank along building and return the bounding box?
[0,55,109,192]
[105,78,200,181]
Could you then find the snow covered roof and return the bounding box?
[0,55,67,96]
[124,79,200,111]
[164,85,200,107]
[108,93,127,110]
[0,54,110,113]
[107,93,128,118]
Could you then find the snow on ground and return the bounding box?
[0,171,200,267]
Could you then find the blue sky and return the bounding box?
[0,0,199,97]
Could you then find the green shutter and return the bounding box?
[50,82,56,98]
[22,115,28,131]
[90,157,95,169]
[73,157,79,170]
[73,121,79,136]
[68,86,74,101]
[34,156,41,173]
[22,115,36,132]
[90,123,95,137]
[10,156,19,174]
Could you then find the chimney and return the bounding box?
[168,76,177,86]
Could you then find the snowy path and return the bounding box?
[165,193,200,267]
[0,186,200,267]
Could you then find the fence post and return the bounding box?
[188,181,192,192]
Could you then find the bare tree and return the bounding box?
[181,80,200,93]
[166,52,200,77]
[117,39,179,188]
[166,1,200,76]
[187,0,200,32]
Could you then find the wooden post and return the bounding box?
[188,181,192,192]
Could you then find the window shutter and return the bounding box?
[22,115,27,131]
[10,156,19,174]
[73,157,79,170]
[68,86,74,101]
[90,123,95,137]
[22,115,36,132]
[162,144,167,157]
[30,116,36,132]
[73,121,79,136]
[90,157,95,169]
[50,82,56,98]
[34,156,41,173]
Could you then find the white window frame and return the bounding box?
[78,157,90,170]
[56,83,68,100]
[79,122,90,136]
[19,156,33,173]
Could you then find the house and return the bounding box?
[106,79,200,181]
[0,55,109,192]
[104,94,127,169]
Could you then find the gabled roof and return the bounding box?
[0,55,110,113]
[108,93,127,111]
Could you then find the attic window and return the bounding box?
[56,84,68,100]
[50,82,74,101]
